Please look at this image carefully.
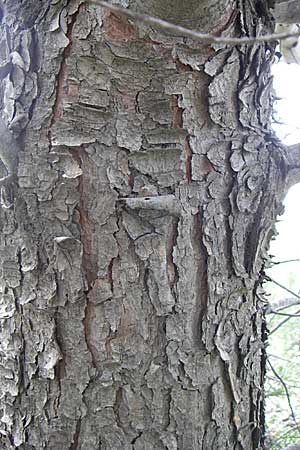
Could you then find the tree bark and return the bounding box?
[273,1,300,23]
[0,0,293,449]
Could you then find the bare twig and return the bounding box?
[267,374,300,390]
[273,259,300,265]
[269,310,300,317]
[267,358,298,426]
[268,353,293,362]
[264,275,300,301]
[269,307,300,335]
[89,0,300,45]
[266,297,300,314]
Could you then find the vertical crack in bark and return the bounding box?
[70,418,81,450]
[184,138,192,183]
[222,141,236,278]
[69,148,98,371]
[171,95,183,128]
[243,158,276,276]
[250,385,261,449]
[260,312,268,448]
[71,149,97,287]
[83,301,98,370]
[113,386,123,429]
[193,210,209,345]
[166,217,179,300]
[224,212,235,278]
[107,258,114,294]
[107,204,120,295]
[49,7,80,127]
[16,245,24,286]
[170,94,192,182]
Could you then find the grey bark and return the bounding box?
[273,1,300,23]
[0,0,295,449]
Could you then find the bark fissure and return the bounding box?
[50,7,81,127]
[166,217,179,298]
[193,210,209,345]
[70,418,82,450]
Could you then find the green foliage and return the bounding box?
[267,426,300,450]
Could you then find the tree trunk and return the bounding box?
[0,1,294,449]
[273,1,300,23]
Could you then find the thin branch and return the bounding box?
[266,297,300,313]
[269,310,300,317]
[267,358,298,426]
[267,375,300,390]
[89,0,300,45]
[264,275,300,301]
[268,353,293,362]
[273,259,300,265]
[269,307,300,335]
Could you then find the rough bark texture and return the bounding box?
[0,0,293,449]
[273,0,300,23]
